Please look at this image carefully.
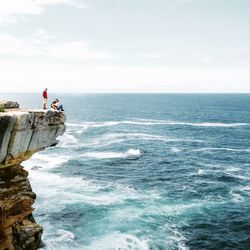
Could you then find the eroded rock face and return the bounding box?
[0,105,66,249]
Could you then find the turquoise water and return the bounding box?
[3,93,250,249]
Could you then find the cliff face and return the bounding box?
[0,103,66,250]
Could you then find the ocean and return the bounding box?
[2,93,250,249]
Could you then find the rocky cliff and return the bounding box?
[0,101,66,250]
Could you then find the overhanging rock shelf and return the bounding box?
[0,101,66,250]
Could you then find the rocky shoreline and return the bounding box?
[0,101,66,249]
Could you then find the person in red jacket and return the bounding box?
[42,88,48,109]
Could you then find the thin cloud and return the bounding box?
[0,0,86,25]
[0,31,118,60]
[0,34,42,56]
[0,59,248,93]
[137,53,164,59]
[47,41,119,60]
[146,0,194,8]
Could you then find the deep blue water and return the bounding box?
[1,93,250,249]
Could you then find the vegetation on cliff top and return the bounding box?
[0,104,5,112]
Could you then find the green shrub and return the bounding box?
[0,104,5,112]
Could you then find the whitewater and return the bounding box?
[3,93,249,249]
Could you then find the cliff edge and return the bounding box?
[0,101,66,250]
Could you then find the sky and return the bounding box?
[0,0,249,93]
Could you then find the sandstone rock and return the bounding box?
[0,109,66,167]
[0,114,16,162]
[0,103,66,249]
[0,101,20,109]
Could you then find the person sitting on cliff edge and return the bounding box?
[51,99,64,111]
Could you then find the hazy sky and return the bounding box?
[0,0,249,93]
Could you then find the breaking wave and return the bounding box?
[192,147,250,153]
[85,233,149,250]
[66,119,249,129]
[81,149,141,159]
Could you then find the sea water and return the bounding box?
[2,93,250,249]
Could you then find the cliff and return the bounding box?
[0,101,66,250]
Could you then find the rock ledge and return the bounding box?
[0,102,66,249]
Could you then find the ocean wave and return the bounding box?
[66,119,249,129]
[78,133,202,149]
[219,171,250,182]
[196,169,206,176]
[112,201,206,221]
[170,147,182,153]
[226,166,241,172]
[84,133,168,147]
[230,185,250,203]
[55,229,75,242]
[85,233,149,250]
[133,118,249,127]
[66,121,121,128]
[169,229,189,250]
[109,207,190,249]
[239,186,250,192]
[59,130,177,148]
[24,153,71,170]
[23,163,158,207]
[58,133,78,147]
[192,147,250,153]
[173,122,249,127]
[230,189,244,203]
[81,149,141,159]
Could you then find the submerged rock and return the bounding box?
[0,102,66,249]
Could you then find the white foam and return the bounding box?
[80,133,127,147]
[141,119,249,127]
[90,132,167,144]
[226,172,250,181]
[81,149,141,159]
[55,229,75,242]
[240,186,250,192]
[169,229,189,250]
[67,119,249,129]
[230,185,250,203]
[57,133,78,147]
[197,169,206,176]
[192,147,250,153]
[127,149,141,157]
[85,233,149,250]
[230,189,244,203]
[66,121,120,128]
[125,133,170,141]
[24,153,71,170]
[23,164,157,208]
[66,122,89,128]
[160,203,204,216]
[170,147,181,153]
[226,166,241,172]
[80,133,202,149]
[113,201,208,220]
[179,122,248,127]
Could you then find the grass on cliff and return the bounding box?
[0,104,5,112]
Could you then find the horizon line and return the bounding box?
[1,92,249,95]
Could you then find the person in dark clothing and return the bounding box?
[42,88,48,109]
